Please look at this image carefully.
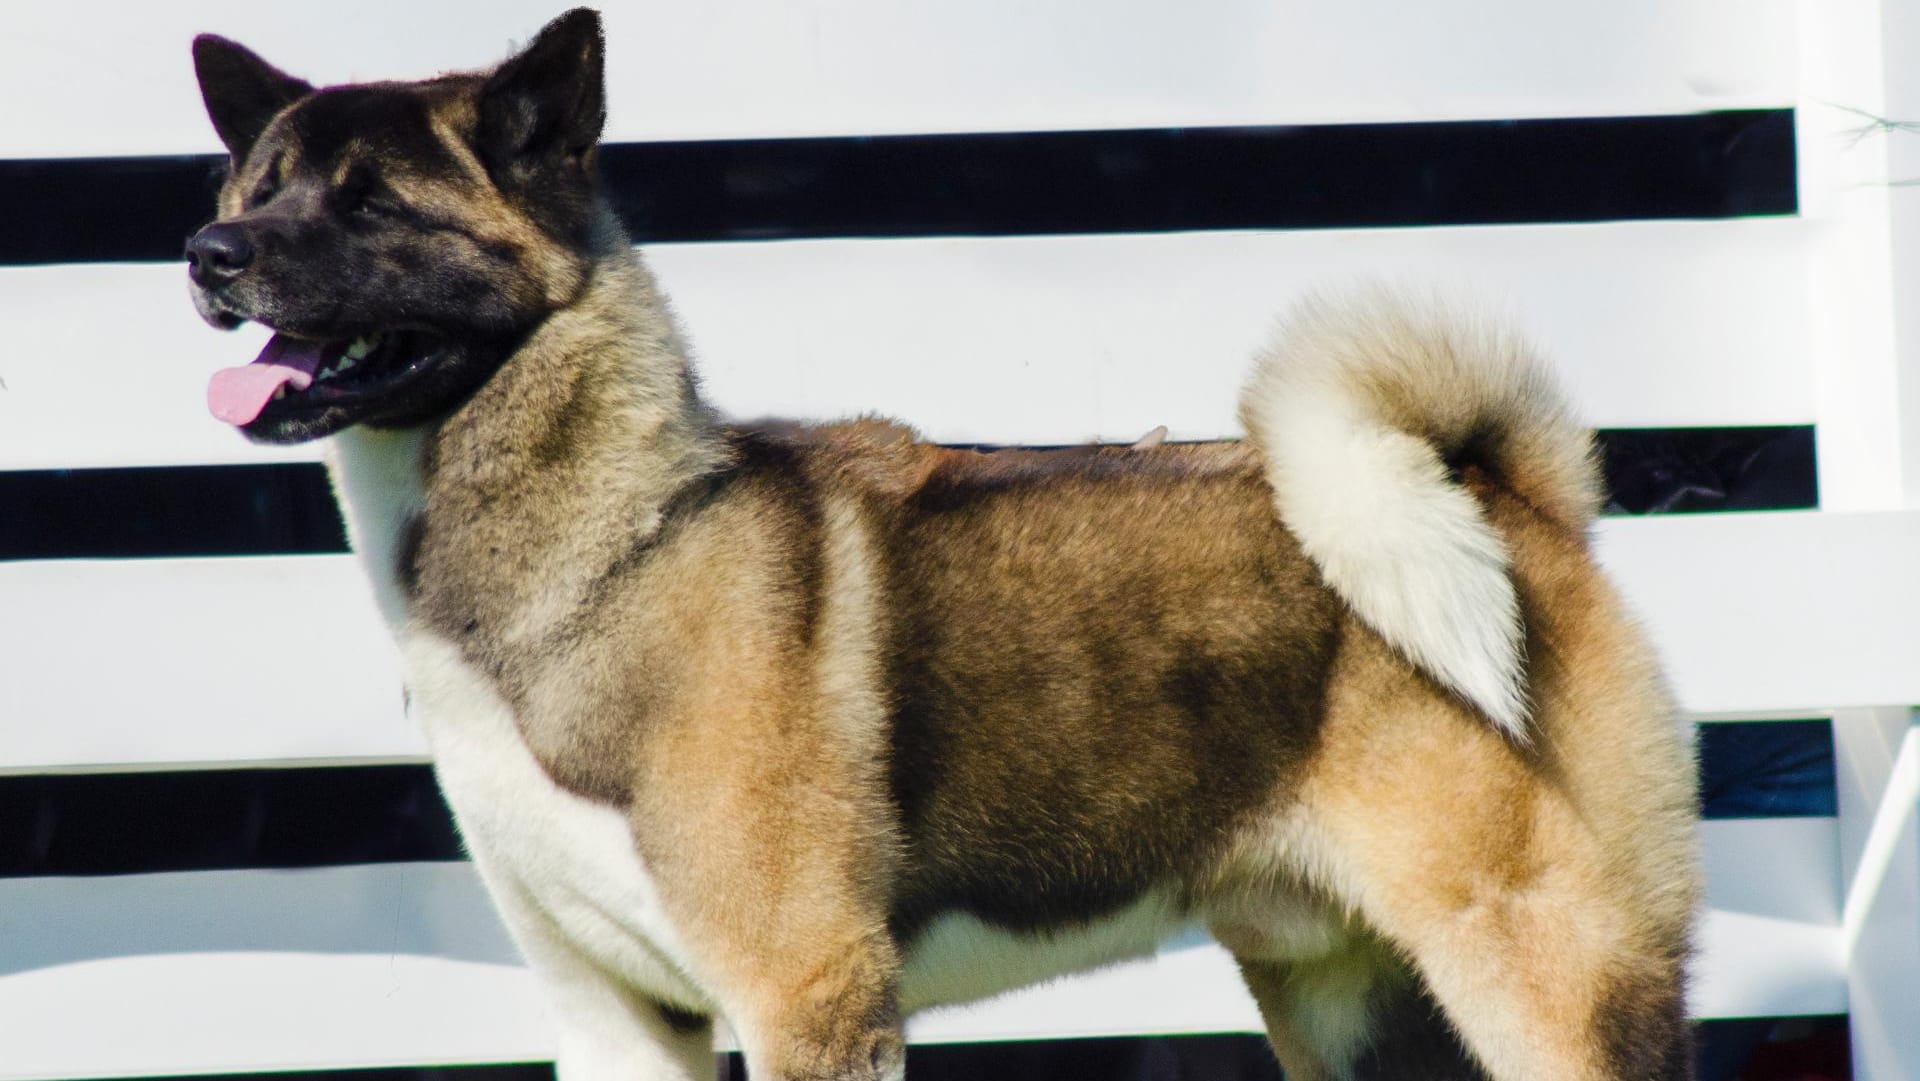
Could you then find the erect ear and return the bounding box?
[192,35,313,160]
[477,8,606,173]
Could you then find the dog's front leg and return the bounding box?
[628,755,906,1079]
[727,929,905,1081]
[644,848,904,1080]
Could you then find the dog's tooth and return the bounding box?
[337,355,357,372]
[272,385,288,401]
[344,336,375,361]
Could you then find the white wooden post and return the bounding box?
[1800,0,1903,512]
[1835,709,1920,1080]
[1802,2,1920,1074]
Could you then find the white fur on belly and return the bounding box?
[900,893,1186,1012]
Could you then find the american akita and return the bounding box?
[186,10,1699,1080]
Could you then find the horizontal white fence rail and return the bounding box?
[0,221,1813,471]
[0,0,1794,159]
[0,816,1842,1081]
[1597,512,1920,718]
[0,556,414,771]
[1,510,1901,773]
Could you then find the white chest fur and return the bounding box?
[327,429,707,1009]
[401,632,708,1007]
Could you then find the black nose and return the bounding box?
[185,223,254,286]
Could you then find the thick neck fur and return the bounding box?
[330,216,730,661]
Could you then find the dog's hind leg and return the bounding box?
[1231,933,1491,1081]
[1335,843,1691,1081]
[1290,611,1695,1081]
[1231,947,1380,1081]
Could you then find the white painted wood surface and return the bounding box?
[1596,512,1920,718]
[1798,1,1920,1071]
[0,556,415,772]
[9,510,1915,773]
[0,220,1813,471]
[1835,710,1920,1079]
[0,0,1793,159]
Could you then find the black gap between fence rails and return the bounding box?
[48,1017,1853,1081]
[0,765,462,877]
[0,111,1795,266]
[0,427,1817,562]
[0,721,1831,879]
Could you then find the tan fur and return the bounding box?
[420,90,592,306]
[192,18,1700,1079]
[1216,477,1696,1080]
[396,239,1697,1078]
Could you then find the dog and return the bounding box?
[186,10,1700,1080]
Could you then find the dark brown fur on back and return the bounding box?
[868,442,1341,935]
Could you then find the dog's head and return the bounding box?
[189,9,608,443]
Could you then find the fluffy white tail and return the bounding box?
[1240,290,1600,739]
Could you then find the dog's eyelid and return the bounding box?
[335,162,370,196]
[352,186,408,219]
[246,171,279,209]
[239,151,287,210]
[336,163,398,216]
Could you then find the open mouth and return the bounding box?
[207,330,433,427]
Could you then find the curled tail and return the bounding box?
[1240,289,1601,739]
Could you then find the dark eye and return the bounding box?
[337,164,395,217]
[245,171,279,210]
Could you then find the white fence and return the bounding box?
[3,1,1918,1078]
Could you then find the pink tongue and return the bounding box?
[207,334,328,426]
